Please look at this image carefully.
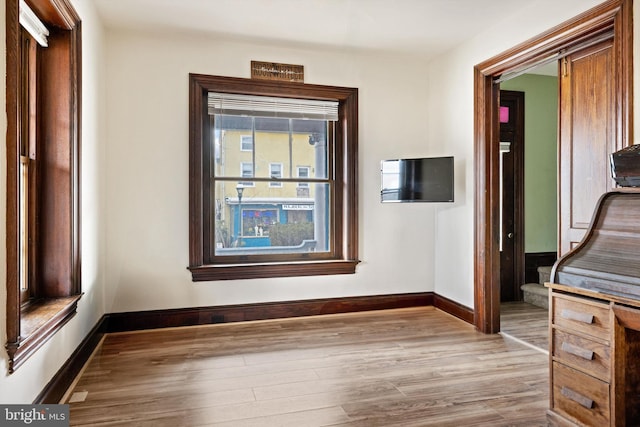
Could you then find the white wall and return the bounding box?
[103,31,437,312]
[101,0,609,316]
[0,0,107,403]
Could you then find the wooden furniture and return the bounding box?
[547,192,640,426]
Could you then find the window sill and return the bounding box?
[189,259,359,281]
[6,295,82,373]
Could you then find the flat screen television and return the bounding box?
[381,156,454,203]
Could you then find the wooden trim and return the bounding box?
[613,304,640,330]
[5,0,82,374]
[24,0,80,30]
[38,25,81,297]
[615,0,634,152]
[188,74,359,281]
[7,296,81,374]
[473,0,632,334]
[33,315,108,404]
[474,66,501,334]
[189,260,358,281]
[105,292,435,332]
[500,90,526,302]
[343,88,359,262]
[434,294,475,324]
[5,0,21,368]
[476,1,623,76]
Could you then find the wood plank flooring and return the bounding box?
[64,307,550,426]
[500,302,549,352]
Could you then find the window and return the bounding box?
[297,166,310,188]
[213,100,332,255]
[5,0,82,373]
[240,162,255,187]
[240,135,253,151]
[242,208,278,237]
[189,74,358,280]
[19,24,37,306]
[269,163,283,187]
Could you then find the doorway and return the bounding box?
[472,0,632,334]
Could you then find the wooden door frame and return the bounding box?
[473,0,632,333]
[499,90,525,303]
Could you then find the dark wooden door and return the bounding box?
[499,91,525,302]
[558,39,621,256]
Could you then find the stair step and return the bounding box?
[521,283,549,309]
[537,265,552,285]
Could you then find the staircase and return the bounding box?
[520,266,552,309]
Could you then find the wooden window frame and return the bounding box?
[188,74,359,281]
[5,0,82,373]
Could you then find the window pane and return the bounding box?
[19,158,29,294]
[240,135,253,151]
[269,163,283,187]
[212,115,329,179]
[212,181,330,255]
[297,166,310,188]
[240,162,254,187]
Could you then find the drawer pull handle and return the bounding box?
[560,309,594,324]
[561,342,594,360]
[561,386,594,409]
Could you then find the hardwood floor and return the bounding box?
[64,307,549,426]
[500,301,549,352]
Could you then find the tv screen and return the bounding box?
[381,156,454,203]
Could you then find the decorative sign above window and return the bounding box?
[251,61,304,83]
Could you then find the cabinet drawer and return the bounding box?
[553,329,610,381]
[553,362,610,426]
[552,294,610,340]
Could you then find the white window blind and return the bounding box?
[208,92,339,121]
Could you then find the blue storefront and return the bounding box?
[233,202,314,247]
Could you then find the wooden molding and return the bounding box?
[189,260,359,281]
[8,296,81,374]
[188,73,358,281]
[434,294,474,324]
[5,0,82,374]
[499,90,526,302]
[473,0,632,333]
[25,0,80,30]
[33,315,107,404]
[105,292,436,333]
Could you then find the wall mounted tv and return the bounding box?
[381,156,454,203]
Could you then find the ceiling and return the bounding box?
[93,0,537,58]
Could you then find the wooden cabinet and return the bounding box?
[549,291,612,426]
[547,284,640,426]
